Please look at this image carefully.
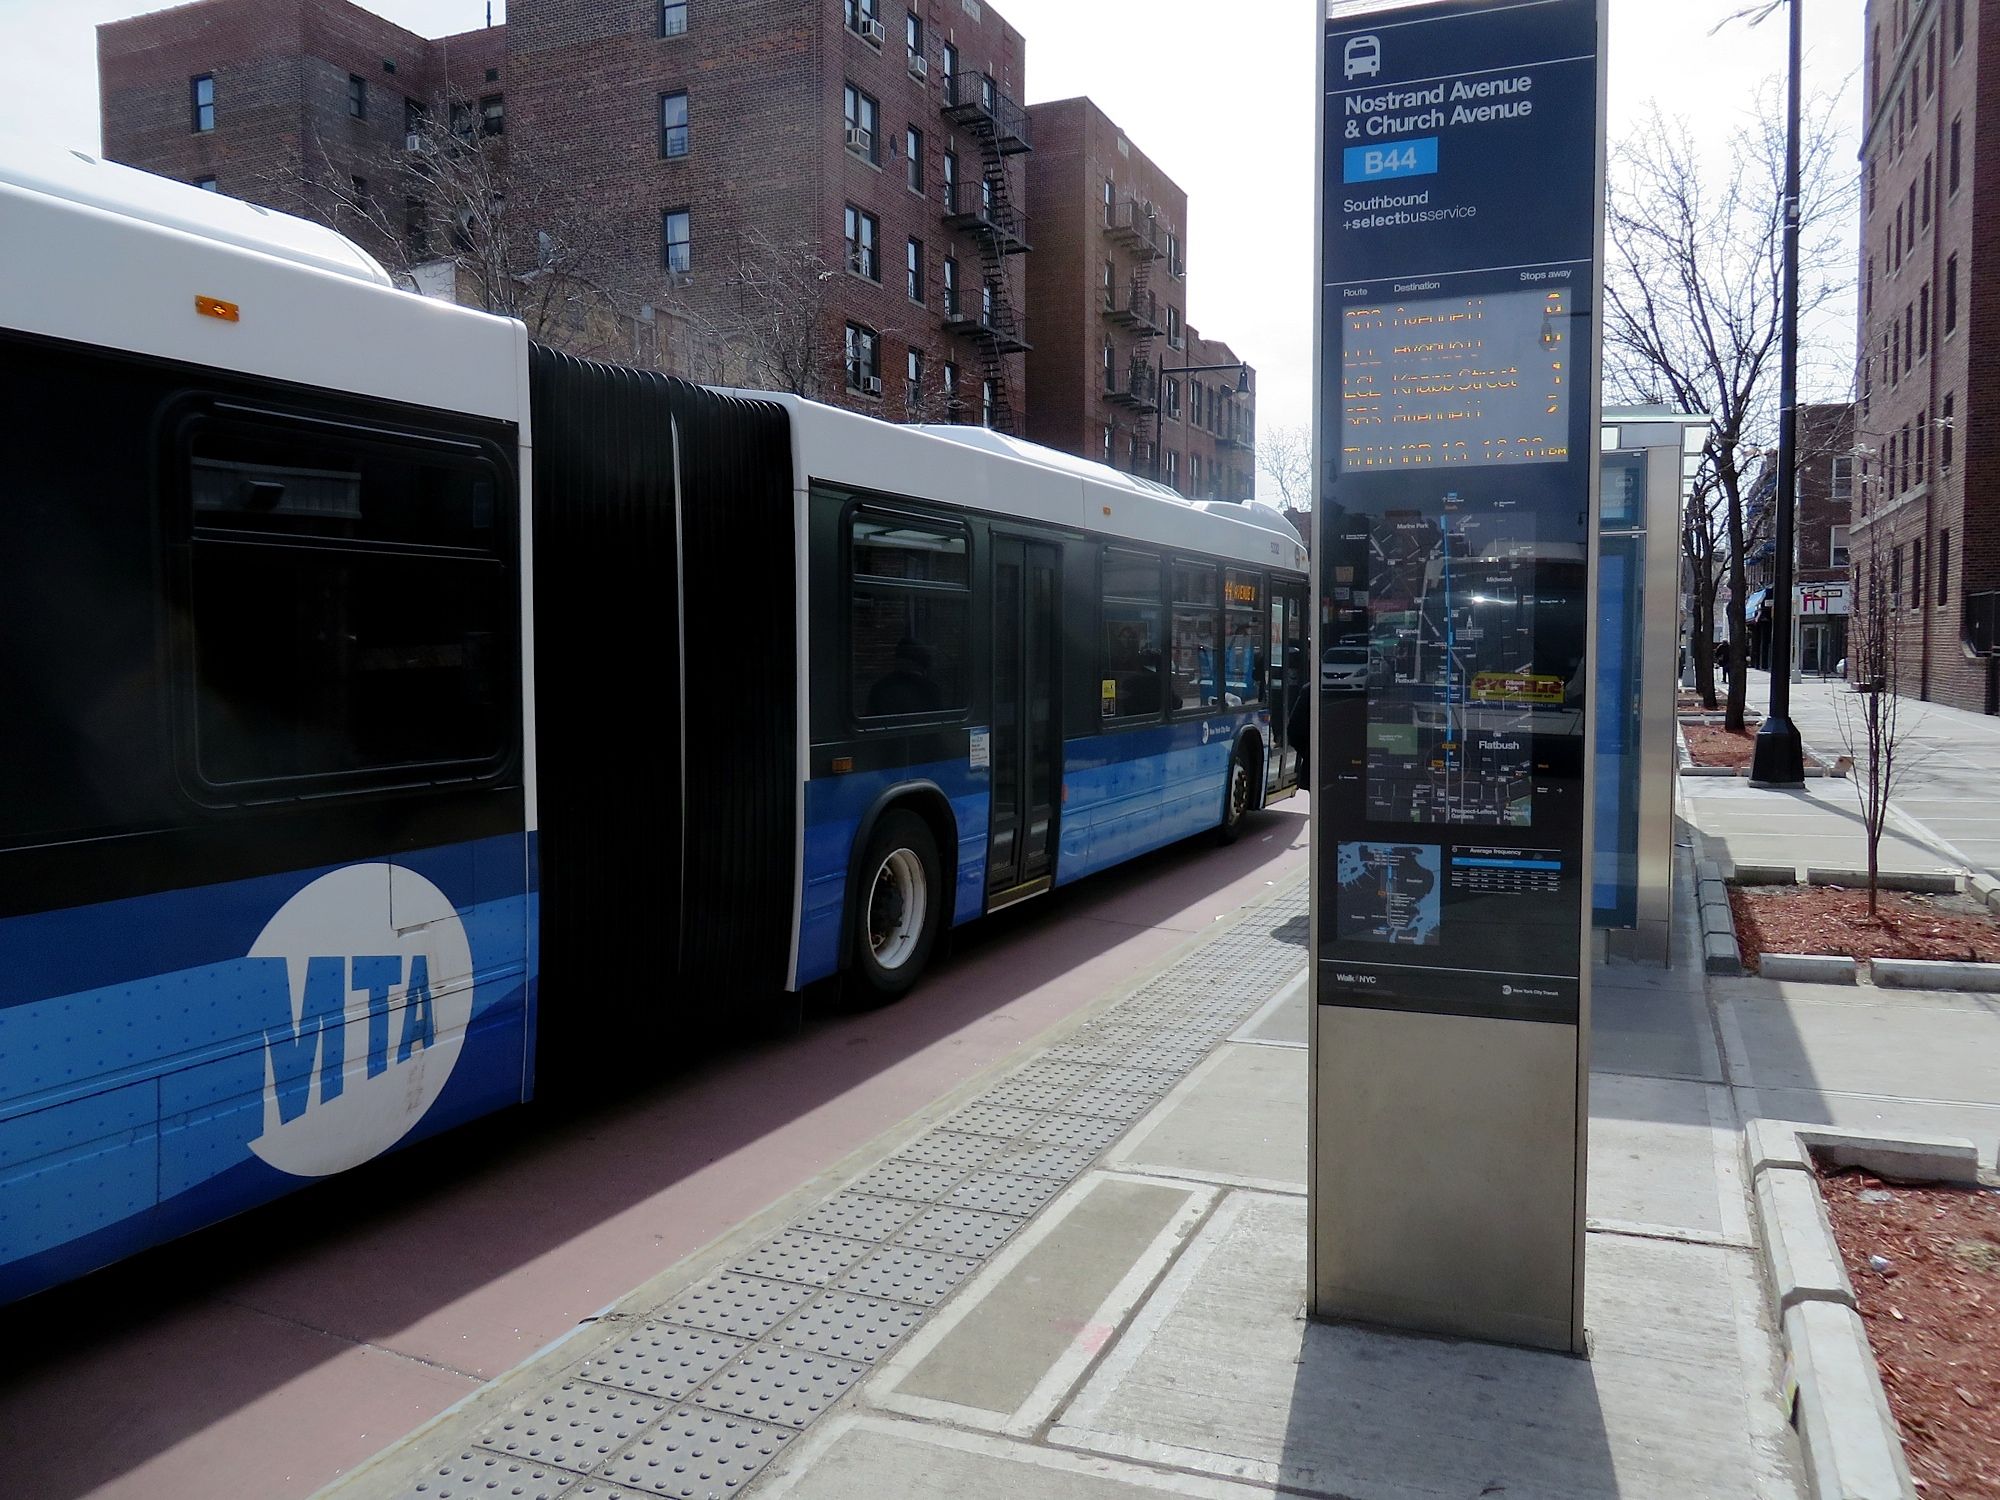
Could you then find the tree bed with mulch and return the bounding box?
[1728,885,2000,970]
[1681,722,1820,769]
[1820,1170,2000,1499]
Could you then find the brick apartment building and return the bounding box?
[1853,0,2000,712]
[1021,96,1256,499]
[1744,403,1856,675]
[100,0,1038,433]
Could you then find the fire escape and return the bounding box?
[1104,198,1165,471]
[942,69,1031,433]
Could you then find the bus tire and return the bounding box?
[1216,739,1257,845]
[848,808,944,1005]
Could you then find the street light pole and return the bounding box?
[1749,0,1807,786]
[1153,357,1250,496]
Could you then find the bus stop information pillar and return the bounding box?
[1310,0,1606,1354]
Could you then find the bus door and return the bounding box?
[987,535,1062,907]
[1266,578,1308,801]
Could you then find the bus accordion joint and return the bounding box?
[195,295,240,323]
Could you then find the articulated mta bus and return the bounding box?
[0,142,1309,1304]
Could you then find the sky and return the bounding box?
[0,0,1865,506]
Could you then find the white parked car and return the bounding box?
[1323,645,1369,692]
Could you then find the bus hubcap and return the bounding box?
[868,849,927,970]
[1229,761,1250,823]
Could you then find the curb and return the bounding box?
[1744,1121,1983,1500]
[1872,957,2000,992]
[1972,873,2000,915]
[1759,953,1859,985]
[1806,867,1961,895]
[1698,868,1741,975]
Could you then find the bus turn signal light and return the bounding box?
[195,295,240,323]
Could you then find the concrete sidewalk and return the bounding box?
[324,865,1807,1500]
[1728,667,2000,881]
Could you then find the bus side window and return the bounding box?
[1100,548,1163,722]
[850,512,969,723]
[181,410,513,795]
[1169,562,1219,711]
[1224,569,1263,705]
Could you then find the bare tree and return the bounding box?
[1831,526,1916,917]
[299,104,646,358]
[1256,425,1314,512]
[709,229,845,400]
[1604,84,1854,731]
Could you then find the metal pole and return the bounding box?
[1750,0,1807,786]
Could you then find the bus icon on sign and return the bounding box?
[1344,35,1382,80]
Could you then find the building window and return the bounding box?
[348,74,367,119]
[1167,229,1182,277]
[1920,283,1930,356]
[846,0,880,39]
[1167,305,1184,349]
[350,174,369,207]
[662,208,692,273]
[906,10,923,65]
[1101,258,1115,307]
[660,91,689,157]
[191,74,215,133]
[1912,538,1924,610]
[943,361,958,409]
[1102,341,1116,393]
[906,237,924,303]
[194,174,219,191]
[661,0,688,37]
[1102,178,1115,226]
[1938,529,1951,606]
[450,100,476,139]
[481,94,504,136]
[1830,525,1850,569]
[1164,450,1178,489]
[906,126,924,192]
[941,149,958,212]
[1891,544,1903,609]
[1950,117,1962,196]
[905,349,923,408]
[1831,455,1853,501]
[405,196,428,254]
[941,41,958,90]
[1102,425,1113,463]
[1923,155,1933,223]
[1164,376,1181,421]
[981,379,995,428]
[1945,254,1958,333]
[843,84,879,162]
[1904,303,1913,372]
[845,323,880,391]
[1942,393,1955,470]
[849,514,968,721]
[1953,0,1965,52]
[844,205,879,280]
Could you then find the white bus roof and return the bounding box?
[738,392,1308,576]
[0,137,525,425]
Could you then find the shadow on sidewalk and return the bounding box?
[0,806,1307,1500]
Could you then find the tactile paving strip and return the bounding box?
[597,1408,793,1499]
[578,1327,748,1403]
[478,1384,668,1474]
[375,880,1305,1500]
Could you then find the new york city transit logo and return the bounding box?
[248,864,473,1178]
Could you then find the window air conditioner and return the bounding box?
[405,132,423,151]
[864,375,883,396]
[909,52,929,79]
[866,18,887,45]
[845,125,872,153]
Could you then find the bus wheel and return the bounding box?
[850,809,943,1004]
[1216,741,1256,845]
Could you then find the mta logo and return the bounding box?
[265,953,439,1124]
[249,864,474,1179]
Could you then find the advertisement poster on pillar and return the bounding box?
[1317,0,1602,1025]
